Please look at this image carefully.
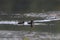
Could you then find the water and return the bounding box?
[0,21,59,40]
[0,12,60,40]
[0,31,59,40]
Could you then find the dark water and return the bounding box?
[0,14,60,33]
[0,15,60,40]
[0,21,59,33]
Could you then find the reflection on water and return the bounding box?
[0,11,60,40]
[0,22,59,40]
[0,31,59,40]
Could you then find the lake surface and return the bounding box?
[0,31,59,40]
[0,20,59,40]
[0,12,60,40]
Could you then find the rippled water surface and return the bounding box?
[0,31,59,40]
[0,12,60,40]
